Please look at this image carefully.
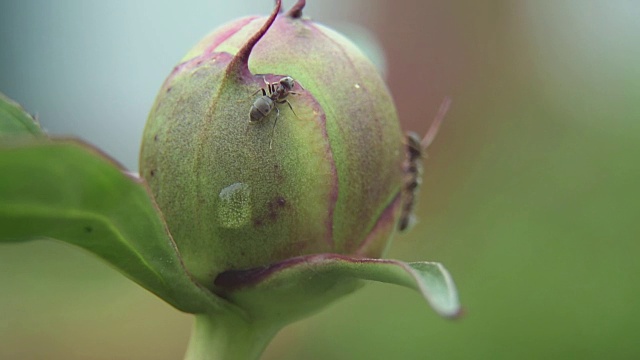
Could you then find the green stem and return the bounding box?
[184,311,281,360]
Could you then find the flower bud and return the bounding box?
[140,1,405,289]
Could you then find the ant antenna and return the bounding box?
[421,97,452,151]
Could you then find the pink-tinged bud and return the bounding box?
[140,1,405,289]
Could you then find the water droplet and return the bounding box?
[218,182,252,228]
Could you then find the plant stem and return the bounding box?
[184,311,280,360]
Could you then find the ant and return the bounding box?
[248,76,303,148]
[398,97,452,232]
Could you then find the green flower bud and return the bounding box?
[140,1,405,290]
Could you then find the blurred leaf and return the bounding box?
[0,92,43,137]
[0,94,229,314]
[0,139,230,314]
[216,253,461,322]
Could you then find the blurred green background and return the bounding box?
[1,1,639,359]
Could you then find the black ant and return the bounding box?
[248,76,302,148]
[398,98,452,232]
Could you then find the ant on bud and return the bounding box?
[398,97,452,231]
[248,76,303,149]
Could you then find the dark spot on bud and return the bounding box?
[267,196,287,221]
[253,196,288,227]
[166,86,172,93]
[154,134,159,142]
[84,226,93,233]
[150,169,156,177]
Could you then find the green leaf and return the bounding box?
[215,253,461,324]
[0,138,231,314]
[0,92,44,137]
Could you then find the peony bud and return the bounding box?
[140,1,405,290]
[0,5,459,358]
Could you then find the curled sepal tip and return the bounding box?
[285,0,306,18]
[215,253,462,322]
[228,0,281,78]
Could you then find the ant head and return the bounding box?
[405,132,423,159]
[279,76,295,90]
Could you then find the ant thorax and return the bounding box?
[398,132,424,232]
[278,77,295,92]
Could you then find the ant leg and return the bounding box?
[421,97,452,150]
[239,88,266,102]
[269,107,280,149]
[264,76,280,96]
[283,99,300,119]
[261,76,275,96]
[295,79,306,90]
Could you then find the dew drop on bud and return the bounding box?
[218,183,252,229]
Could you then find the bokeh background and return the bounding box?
[2,0,639,359]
